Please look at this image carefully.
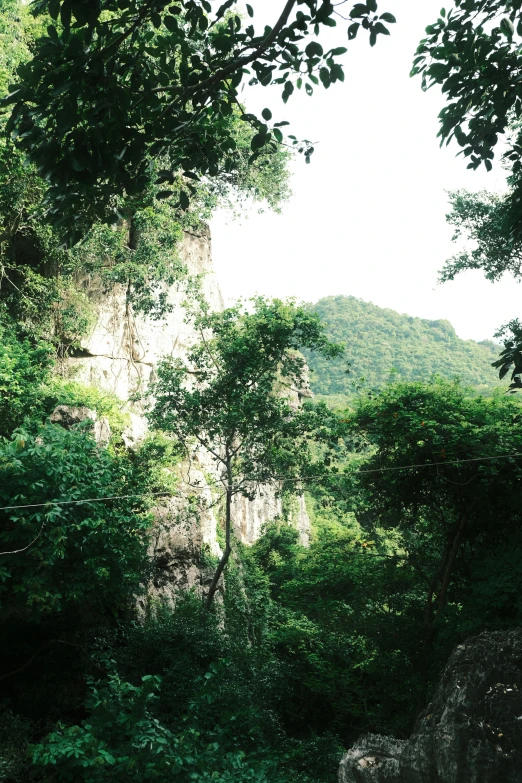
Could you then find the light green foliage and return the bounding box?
[343,381,522,656]
[149,297,343,488]
[247,381,522,737]
[41,379,130,435]
[304,296,504,397]
[441,190,522,283]
[148,296,345,606]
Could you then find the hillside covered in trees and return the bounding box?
[305,296,504,398]
[4,1,522,782]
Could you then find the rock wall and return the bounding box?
[66,227,223,401]
[339,629,522,783]
[63,225,311,561]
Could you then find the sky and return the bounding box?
[210,0,522,343]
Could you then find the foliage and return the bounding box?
[41,378,130,434]
[31,664,286,783]
[303,295,504,398]
[411,3,522,390]
[2,0,395,242]
[148,297,344,606]
[0,423,150,618]
[440,189,522,283]
[436,188,522,391]
[252,520,424,739]
[412,1,522,181]
[343,380,522,654]
[0,311,54,437]
[246,380,522,741]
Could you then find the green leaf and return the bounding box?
[380,12,396,23]
[319,67,330,88]
[305,41,324,58]
[373,22,390,36]
[500,17,515,38]
[246,4,253,17]
[156,190,174,199]
[261,108,272,121]
[251,133,267,151]
[164,15,179,33]
[282,81,294,103]
[348,22,359,39]
[350,4,368,19]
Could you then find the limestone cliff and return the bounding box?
[62,225,310,579]
[66,227,223,402]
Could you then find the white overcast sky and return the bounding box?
[210,0,521,342]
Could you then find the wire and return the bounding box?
[1,451,522,514]
[0,490,172,513]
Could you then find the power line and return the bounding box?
[1,451,522,514]
[0,490,172,513]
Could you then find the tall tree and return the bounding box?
[147,297,343,608]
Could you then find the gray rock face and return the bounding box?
[49,405,111,445]
[339,735,404,782]
[339,629,522,783]
[53,227,311,606]
[66,228,224,401]
[62,226,310,551]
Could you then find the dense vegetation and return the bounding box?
[2,1,522,782]
[304,295,504,398]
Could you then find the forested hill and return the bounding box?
[305,296,505,397]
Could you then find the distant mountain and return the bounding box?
[304,296,505,398]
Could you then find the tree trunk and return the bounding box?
[205,467,232,610]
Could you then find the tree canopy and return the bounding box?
[412,0,522,389]
[1,0,395,243]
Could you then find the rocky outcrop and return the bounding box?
[66,228,224,401]
[339,629,522,783]
[49,405,111,445]
[57,226,311,606]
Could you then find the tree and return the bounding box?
[411,1,522,387]
[2,0,396,243]
[0,2,296,357]
[343,380,522,659]
[147,297,343,608]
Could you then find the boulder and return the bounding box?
[339,629,522,783]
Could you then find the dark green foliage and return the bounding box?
[412,1,522,182]
[304,296,504,398]
[0,423,150,618]
[31,663,284,783]
[2,0,394,242]
[0,312,53,437]
[246,381,522,742]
